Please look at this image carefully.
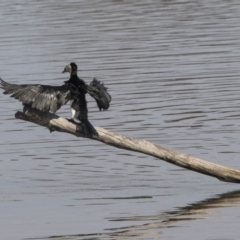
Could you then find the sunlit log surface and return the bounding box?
[15,105,240,183]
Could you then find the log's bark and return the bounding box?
[15,106,240,183]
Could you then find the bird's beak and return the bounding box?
[62,64,71,74]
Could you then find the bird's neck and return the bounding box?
[68,73,85,85]
[70,71,78,77]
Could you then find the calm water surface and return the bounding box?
[1,0,240,239]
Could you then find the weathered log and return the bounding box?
[15,105,240,183]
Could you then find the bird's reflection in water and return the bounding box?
[38,190,240,239]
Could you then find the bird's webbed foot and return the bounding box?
[67,118,77,124]
[76,122,85,133]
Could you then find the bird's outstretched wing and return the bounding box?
[0,78,71,113]
[86,78,112,111]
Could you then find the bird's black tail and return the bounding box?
[81,119,98,137]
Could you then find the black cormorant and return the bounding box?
[0,62,111,136]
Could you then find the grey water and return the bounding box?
[1,0,240,239]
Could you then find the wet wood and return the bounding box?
[15,105,240,183]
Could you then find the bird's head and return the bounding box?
[62,62,78,76]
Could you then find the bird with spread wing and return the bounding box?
[0,62,112,136]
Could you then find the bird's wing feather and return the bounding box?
[0,78,71,113]
[86,78,112,111]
